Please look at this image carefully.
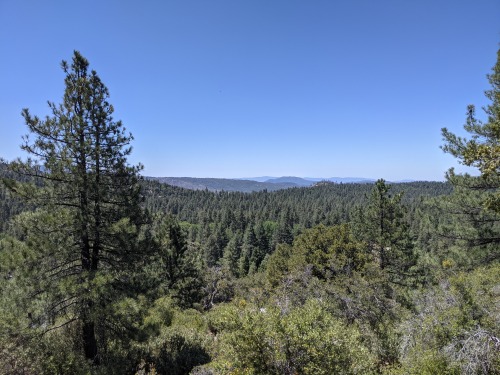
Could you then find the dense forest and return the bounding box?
[0,50,498,374]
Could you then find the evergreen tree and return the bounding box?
[5,51,147,365]
[238,226,257,276]
[429,173,500,268]
[356,179,415,279]
[442,47,500,213]
[203,226,226,267]
[272,208,294,247]
[151,215,203,308]
[440,47,500,265]
[221,231,243,277]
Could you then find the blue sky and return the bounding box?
[1,1,499,180]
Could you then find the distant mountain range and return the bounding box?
[147,176,416,193]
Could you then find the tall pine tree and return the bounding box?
[5,51,147,365]
[440,46,500,265]
[442,47,500,213]
[355,179,415,281]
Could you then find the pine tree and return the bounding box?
[152,215,203,308]
[440,47,500,265]
[221,231,243,277]
[442,47,500,213]
[357,179,415,278]
[5,51,147,365]
[238,226,257,276]
[272,208,294,246]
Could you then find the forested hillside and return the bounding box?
[146,176,383,192]
[0,50,499,374]
[141,179,452,274]
[146,176,300,192]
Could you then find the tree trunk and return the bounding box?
[83,311,99,364]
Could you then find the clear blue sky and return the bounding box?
[1,0,499,180]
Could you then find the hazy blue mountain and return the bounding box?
[237,176,275,182]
